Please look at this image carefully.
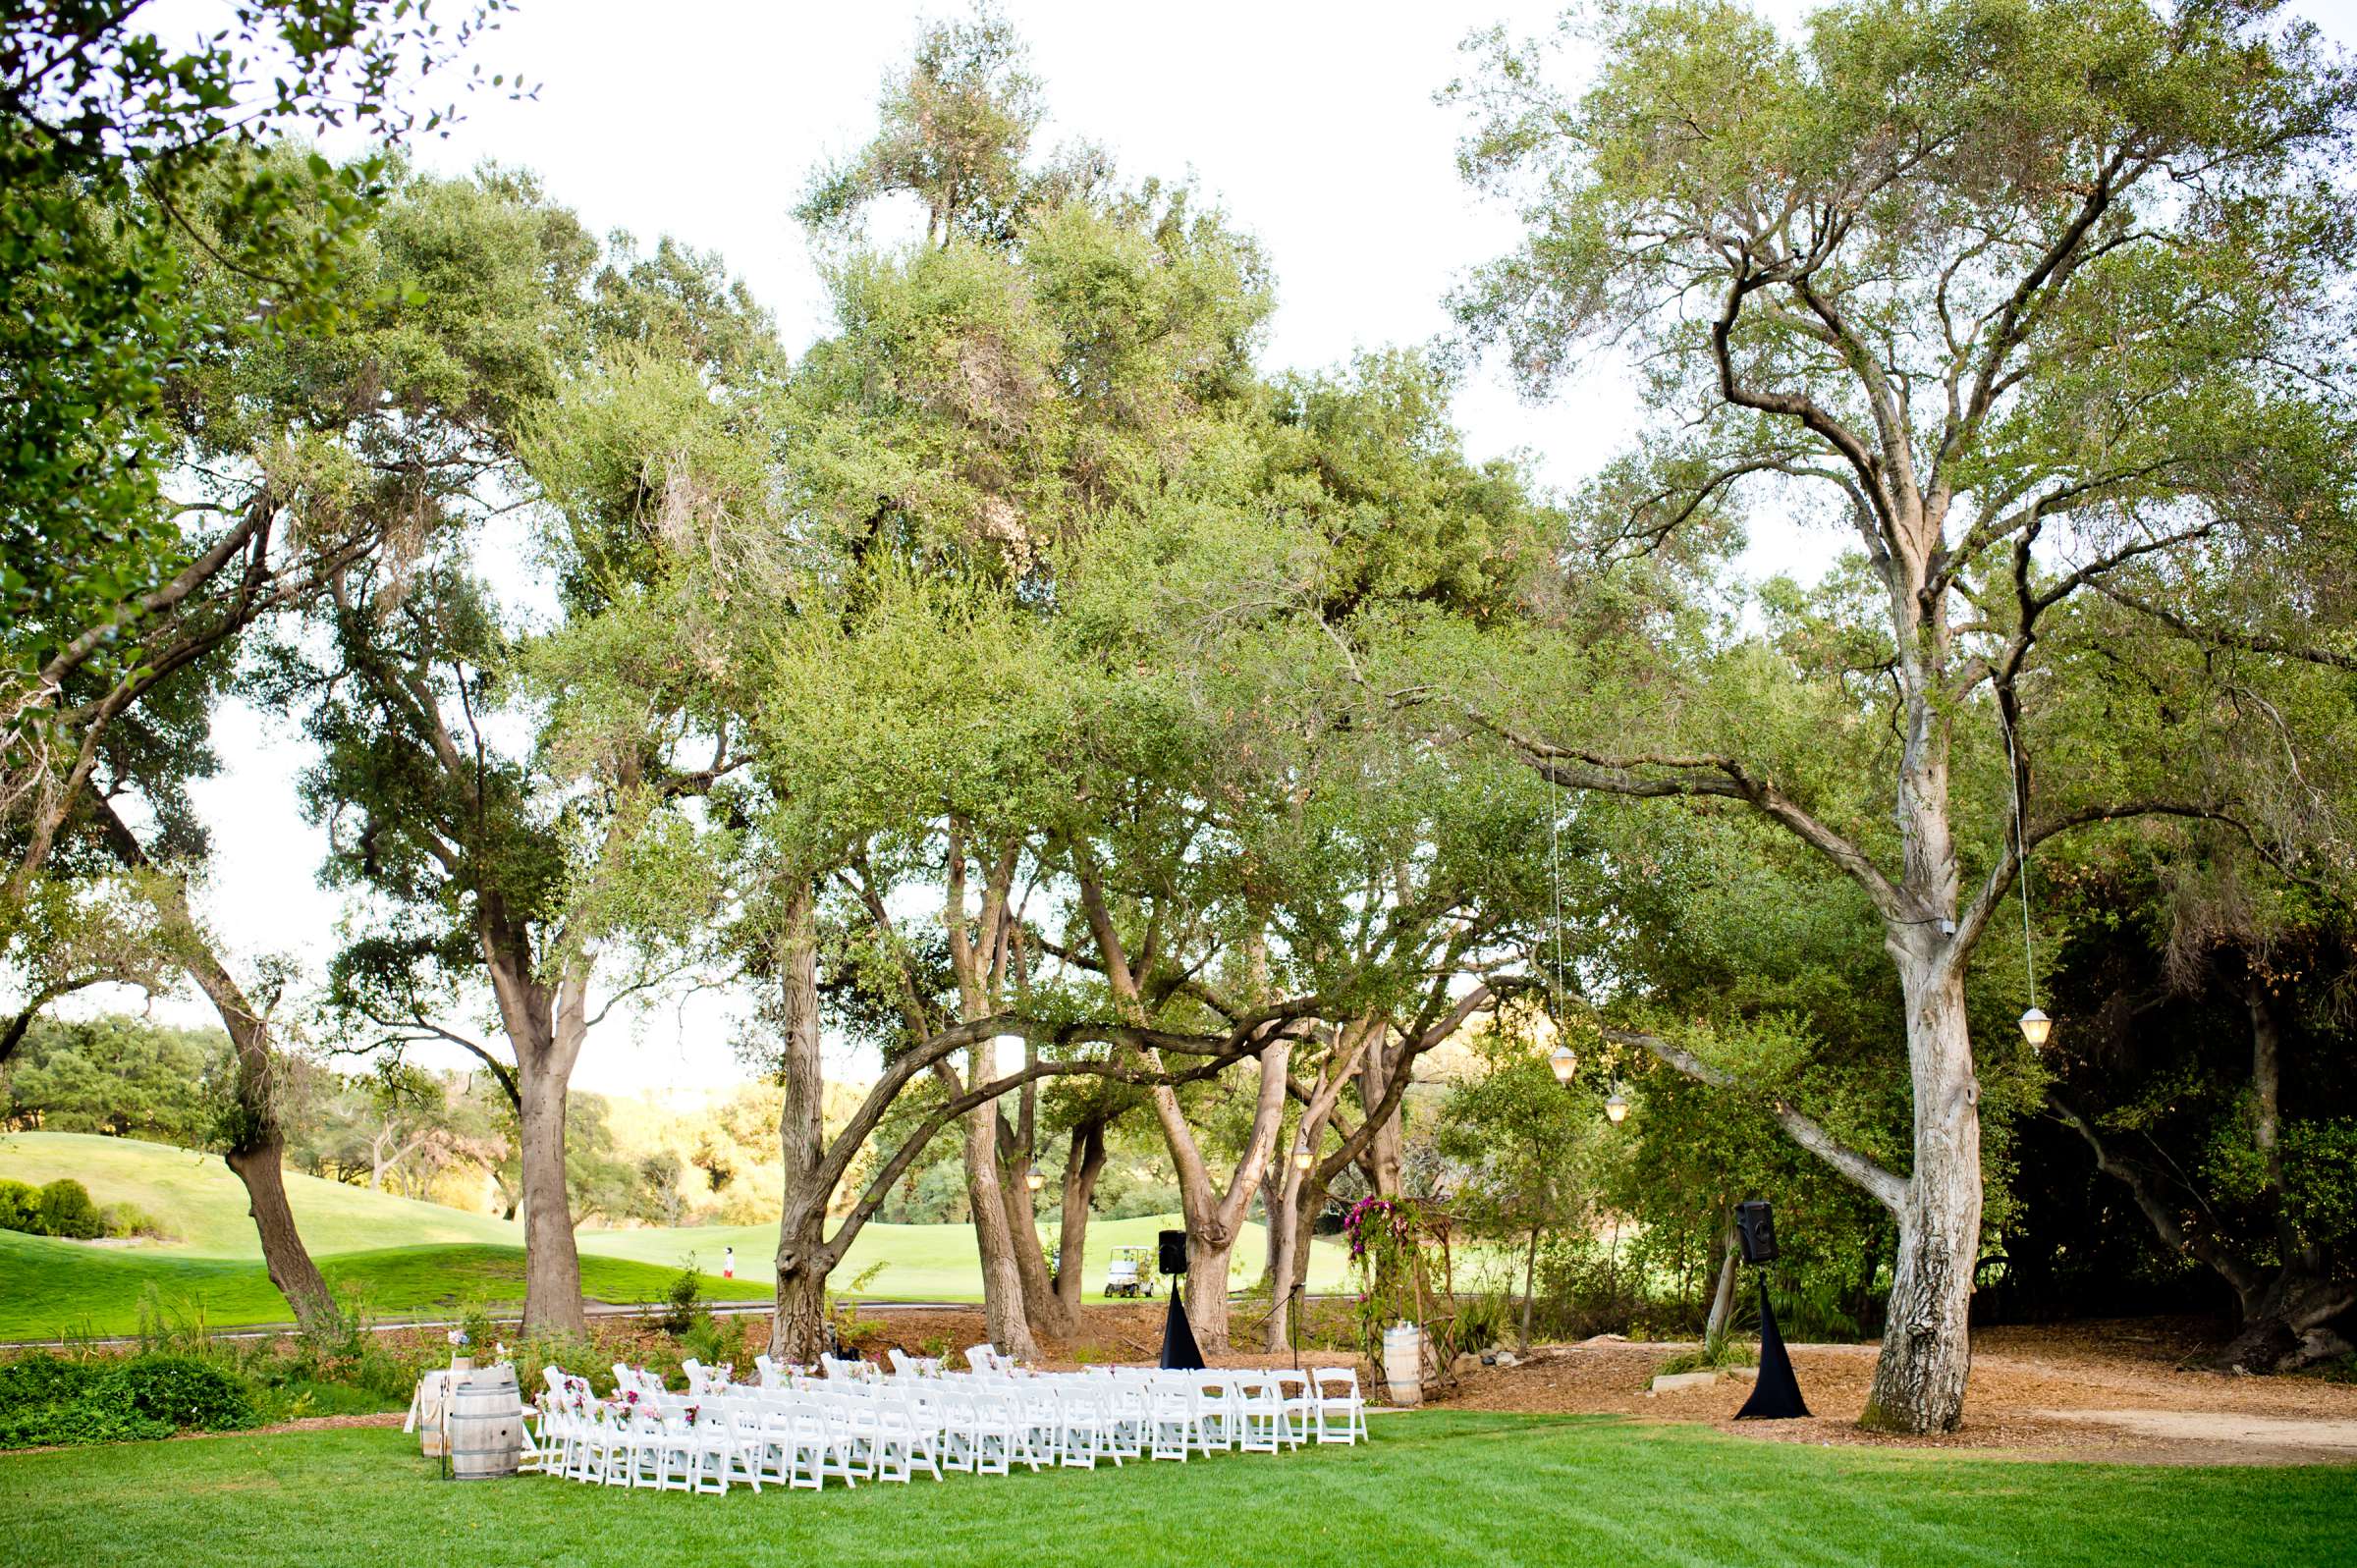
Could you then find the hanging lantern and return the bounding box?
[1024,1169,1046,1192]
[1549,1044,1578,1085]
[1605,1089,1629,1124]
[1292,1148,1313,1173]
[2018,1007,2053,1049]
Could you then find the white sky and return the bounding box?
[82,0,2357,1092]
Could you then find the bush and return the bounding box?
[34,1178,103,1240]
[0,1177,36,1232]
[104,1354,257,1432]
[0,1351,255,1449]
[0,1352,102,1408]
[658,1259,706,1336]
[99,1201,172,1241]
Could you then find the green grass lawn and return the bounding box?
[0,1132,1348,1337]
[2,1412,2352,1568]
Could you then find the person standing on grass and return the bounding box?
[723,1247,735,1279]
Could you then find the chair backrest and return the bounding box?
[682,1357,707,1384]
[964,1343,1000,1374]
[1311,1367,1360,1397]
[887,1348,915,1377]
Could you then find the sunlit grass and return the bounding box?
[4,1411,2353,1568]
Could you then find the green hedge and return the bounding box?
[0,1353,258,1448]
[0,1177,107,1240]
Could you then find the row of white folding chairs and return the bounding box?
[964,1363,1367,1449]
[531,1362,1365,1497]
[539,1380,1053,1489]
[589,1358,1365,1447]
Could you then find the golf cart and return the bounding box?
[1104,1244,1159,1298]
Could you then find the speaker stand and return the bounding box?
[1734,1272,1810,1420]
[1159,1282,1205,1371]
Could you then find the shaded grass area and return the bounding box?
[0,1230,769,1338]
[2,1412,2353,1568]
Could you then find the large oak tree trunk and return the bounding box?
[2216,1272,2357,1374]
[1052,1117,1108,1324]
[485,914,589,1334]
[223,1133,337,1332]
[1862,956,1981,1433]
[998,1148,1073,1340]
[963,1097,1040,1361]
[770,881,839,1367]
[515,1048,586,1333]
[771,1250,831,1366]
[206,979,339,1334]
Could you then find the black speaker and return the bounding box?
[1158,1228,1189,1276]
[1736,1200,1778,1265]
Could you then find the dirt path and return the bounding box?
[1424,1320,2357,1466]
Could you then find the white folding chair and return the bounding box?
[1310,1366,1368,1444]
[1228,1374,1282,1454]
[1147,1376,1196,1462]
[1055,1381,1120,1469]
[1270,1370,1315,1450]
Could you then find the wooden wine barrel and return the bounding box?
[447,1367,524,1481]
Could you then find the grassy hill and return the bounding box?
[0,1132,521,1256]
[0,1131,1349,1338]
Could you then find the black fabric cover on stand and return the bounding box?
[1734,1273,1810,1420]
[1159,1283,1205,1371]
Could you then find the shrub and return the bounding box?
[658,1259,706,1336]
[1655,1334,1759,1377]
[0,1352,102,1408]
[99,1202,171,1241]
[103,1354,258,1432]
[0,1177,37,1232]
[34,1178,103,1240]
[0,1351,255,1449]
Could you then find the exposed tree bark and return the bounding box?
[1052,1114,1110,1324]
[1356,1023,1404,1198]
[1265,1013,1382,1350]
[995,1049,1076,1340]
[1073,868,1298,1354]
[936,826,1039,1363]
[769,880,835,1366]
[479,900,591,1335]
